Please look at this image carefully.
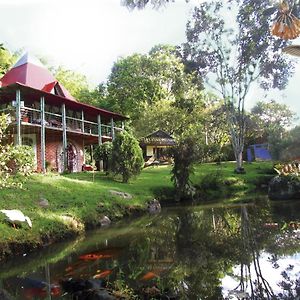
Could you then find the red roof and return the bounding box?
[0,53,128,121]
[0,53,75,101]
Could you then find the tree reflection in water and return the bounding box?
[0,202,300,299]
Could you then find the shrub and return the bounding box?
[94,142,113,173]
[0,114,34,188]
[110,131,144,183]
[168,136,198,201]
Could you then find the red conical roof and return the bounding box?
[0,53,75,100]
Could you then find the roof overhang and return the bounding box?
[0,83,128,122]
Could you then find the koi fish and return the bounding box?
[263,222,279,229]
[140,271,158,281]
[79,248,122,261]
[79,253,113,260]
[93,270,113,279]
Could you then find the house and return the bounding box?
[140,130,176,163]
[0,53,127,173]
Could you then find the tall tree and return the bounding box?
[106,44,204,136]
[0,45,16,76]
[121,0,177,9]
[54,66,91,101]
[250,100,296,143]
[183,1,294,172]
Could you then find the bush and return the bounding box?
[0,114,34,188]
[168,136,198,201]
[94,142,113,173]
[110,131,144,183]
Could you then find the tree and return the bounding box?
[201,93,230,162]
[106,45,204,137]
[54,66,91,101]
[121,0,177,9]
[182,1,294,172]
[110,131,144,183]
[271,125,300,160]
[0,45,16,76]
[169,135,199,201]
[94,142,113,173]
[250,100,296,142]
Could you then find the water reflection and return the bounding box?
[0,201,299,299]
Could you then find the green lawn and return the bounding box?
[0,161,274,259]
[191,161,274,201]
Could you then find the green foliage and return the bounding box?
[121,0,175,9]
[94,142,113,161]
[183,1,294,170]
[0,45,15,76]
[94,142,113,173]
[54,66,90,100]
[277,126,300,161]
[111,131,144,183]
[0,114,34,189]
[248,100,296,147]
[106,45,204,137]
[169,136,199,201]
[6,145,34,176]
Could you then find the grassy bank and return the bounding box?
[0,161,274,260]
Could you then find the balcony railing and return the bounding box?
[1,106,122,138]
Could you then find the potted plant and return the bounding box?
[21,109,29,122]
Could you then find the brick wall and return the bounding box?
[35,133,84,172]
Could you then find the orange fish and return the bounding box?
[93,270,112,279]
[264,223,279,229]
[140,271,158,281]
[65,266,73,272]
[79,253,112,260]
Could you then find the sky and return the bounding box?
[1,0,300,122]
[222,252,300,297]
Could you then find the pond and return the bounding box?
[0,200,300,299]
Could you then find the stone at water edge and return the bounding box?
[268,175,300,200]
[109,190,133,200]
[100,216,111,226]
[147,199,161,214]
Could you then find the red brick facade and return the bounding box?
[33,133,84,172]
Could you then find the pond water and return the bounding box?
[0,200,300,300]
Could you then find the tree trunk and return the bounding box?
[228,111,246,174]
[235,150,245,173]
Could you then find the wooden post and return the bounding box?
[111,117,115,140]
[97,114,102,145]
[81,110,85,133]
[16,89,21,145]
[62,103,67,171]
[40,96,46,173]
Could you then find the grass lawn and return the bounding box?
[0,161,274,260]
[191,161,274,201]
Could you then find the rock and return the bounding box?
[109,190,133,199]
[60,279,116,300]
[147,199,161,214]
[60,215,83,230]
[38,198,49,208]
[268,175,300,200]
[100,216,111,226]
